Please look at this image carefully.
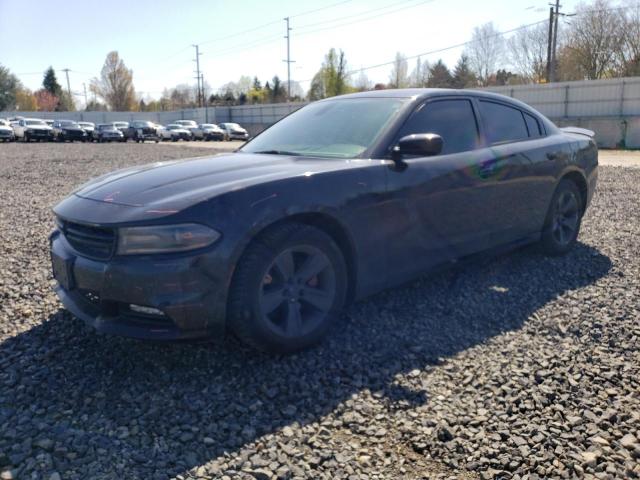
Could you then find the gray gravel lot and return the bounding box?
[0,143,639,480]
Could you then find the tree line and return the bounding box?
[1,0,637,112]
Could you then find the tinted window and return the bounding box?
[479,101,528,144]
[524,112,542,137]
[242,98,407,159]
[397,99,479,155]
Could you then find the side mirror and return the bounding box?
[392,133,443,162]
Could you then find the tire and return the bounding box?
[228,223,348,353]
[540,179,583,256]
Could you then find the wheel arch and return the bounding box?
[559,170,588,213]
[231,212,359,305]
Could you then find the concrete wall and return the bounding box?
[3,77,640,147]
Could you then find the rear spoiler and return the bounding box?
[561,126,595,138]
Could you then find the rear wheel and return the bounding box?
[228,223,347,353]
[540,179,583,255]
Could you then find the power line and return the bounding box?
[197,0,354,46]
[290,0,354,18]
[296,0,426,30]
[296,0,435,37]
[297,18,550,83]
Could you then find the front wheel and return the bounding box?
[228,223,347,353]
[540,179,583,256]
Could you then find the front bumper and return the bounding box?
[62,130,87,141]
[204,132,224,140]
[27,130,53,140]
[50,230,227,341]
[228,131,249,140]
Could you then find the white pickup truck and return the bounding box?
[12,118,54,142]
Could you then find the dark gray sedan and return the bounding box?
[51,89,597,352]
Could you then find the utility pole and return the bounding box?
[283,17,295,101]
[546,6,554,82]
[83,83,88,108]
[193,44,202,107]
[62,68,71,96]
[201,73,208,122]
[550,0,560,83]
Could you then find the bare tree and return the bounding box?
[507,23,548,83]
[388,52,409,88]
[563,0,621,79]
[465,22,504,86]
[354,70,372,91]
[90,51,136,111]
[309,48,352,100]
[614,0,640,76]
[410,57,430,87]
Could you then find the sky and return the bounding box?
[0,0,582,105]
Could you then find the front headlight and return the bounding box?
[117,224,221,255]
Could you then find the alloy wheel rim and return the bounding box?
[259,246,336,338]
[552,191,579,246]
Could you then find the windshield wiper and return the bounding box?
[254,149,300,156]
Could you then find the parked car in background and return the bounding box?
[78,122,95,137]
[44,120,54,127]
[124,121,160,143]
[51,89,597,353]
[159,124,192,141]
[185,126,204,140]
[93,124,125,143]
[200,123,225,141]
[52,120,89,142]
[0,119,15,142]
[173,120,198,129]
[113,121,129,134]
[219,122,249,141]
[14,118,54,142]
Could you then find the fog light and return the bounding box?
[129,304,164,316]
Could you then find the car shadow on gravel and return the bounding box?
[0,242,612,478]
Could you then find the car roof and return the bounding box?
[324,88,548,119]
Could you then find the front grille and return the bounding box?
[60,220,116,260]
[31,130,50,137]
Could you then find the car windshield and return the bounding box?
[60,121,78,127]
[241,98,407,159]
[79,123,92,127]
[26,120,46,126]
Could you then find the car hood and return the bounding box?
[72,153,360,211]
[27,125,52,131]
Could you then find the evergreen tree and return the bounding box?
[452,55,477,88]
[252,76,262,90]
[270,76,286,102]
[42,67,62,96]
[427,60,454,88]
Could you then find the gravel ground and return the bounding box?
[0,143,639,480]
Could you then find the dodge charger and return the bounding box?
[51,89,598,352]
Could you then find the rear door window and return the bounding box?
[524,112,542,138]
[478,100,529,144]
[397,99,480,155]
